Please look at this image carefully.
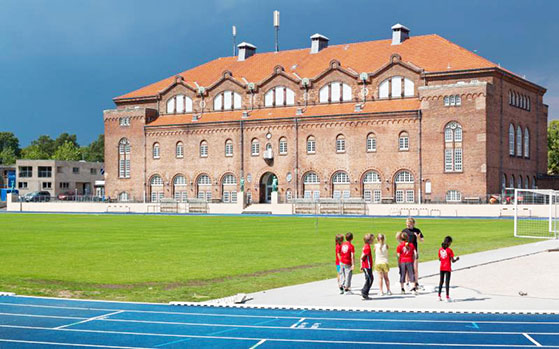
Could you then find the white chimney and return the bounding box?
[237,42,256,61]
[391,23,410,45]
[310,33,329,54]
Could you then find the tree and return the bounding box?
[54,133,79,150]
[81,134,104,162]
[548,120,559,174]
[52,140,81,161]
[0,132,20,158]
[30,135,56,158]
[21,144,50,160]
[0,147,17,165]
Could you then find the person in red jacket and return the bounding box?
[396,233,417,295]
[335,234,344,293]
[439,236,459,302]
[339,232,355,294]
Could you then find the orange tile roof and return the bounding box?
[118,34,499,100]
[146,99,420,127]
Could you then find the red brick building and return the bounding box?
[104,25,548,204]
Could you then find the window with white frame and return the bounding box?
[166,95,193,114]
[118,138,131,178]
[307,136,316,154]
[173,175,187,202]
[150,175,163,203]
[200,140,208,157]
[303,172,319,184]
[446,190,461,202]
[151,175,163,186]
[332,171,349,184]
[251,139,260,156]
[119,117,130,126]
[378,76,414,99]
[225,139,233,157]
[198,174,211,185]
[363,171,381,183]
[319,81,352,103]
[373,189,381,203]
[152,143,160,159]
[213,90,242,111]
[336,134,346,153]
[406,190,414,203]
[279,137,287,155]
[176,142,184,158]
[264,86,295,107]
[524,128,530,158]
[509,124,515,156]
[223,174,236,185]
[286,189,292,202]
[444,122,463,172]
[516,126,523,157]
[395,171,414,183]
[174,175,186,185]
[367,133,376,152]
[444,95,461,107]
[395,190,404,203]
[119,192,129,202]
[398,132,409,151]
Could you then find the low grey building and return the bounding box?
[16,160,104,198]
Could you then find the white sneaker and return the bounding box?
[387,290,392,296]
[380,292,385,297]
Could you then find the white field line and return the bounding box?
[0,324,557,348]
[523,333,543,347]
[1,302,559,326]
[0,339,151,349]
[0,312,84,320]
[54,311,124,330]
[249,339,267,349]
[290,318,305,328]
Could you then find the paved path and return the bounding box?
[208,239,559,312]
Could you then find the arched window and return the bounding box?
[525,176,529,189]
[151,175,163,186]
[279,137,287,155]
[198,174,211,185]
[173,175,187,202]
[118,138,130,178]
[197,174,211,201]
[152,143,160,159]
[366,133,376,152]
[225,139,233,157]
[398,132,409,151]
[524,128,530,158]
[394,170,414,203]
[502,174,507,191]
[176,142,184,158]
[378,76,414,99]
[118,192,129,202]
[518,175,522,189]
[336,134,345,153]
[446,190,462,202]
[264,86,295,107]
[221,174,237,203]
[527,97,531,111]
[200,140,208,157]
[509,91,513,105]
[363,170,381,203]
[395,171,414,183]
[251,139,260,156]
[444,122,463,172]
[307,135,316,154]
[303,172,319,184]
[319,81,352,103]
[363,171,381,183]
[533,176,537,189]
[174,175,186,185]
[516,126,523,157]
[510,175,515,188]
[332,171,349,184]
[509,124,515,155]
[150,175,164,203]
[223,174,236,185]
[213,90,242,111]
[166,95,193,114]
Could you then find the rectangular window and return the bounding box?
[319,86,329,103]
[197,191,204,200]
[200,144,208,157]
[38,166,52,178]
[225,143,233,156]
[331,83,341,102]
[364,190,372,203]
[313,191,320,201]
[231,191,237,203]
[454,148,463,171]
[233,93,242,109]
[279,141,287,155]
[404,79,414,97]
[151,192,157,202]
[275,87,285,106]
[379,81,389,99]
[286,190,292,202]
[286,89,295,106]
[395,190,404,203]
[42,182,52,189]
[90,168,97,175]
[342,83,352,101]
[336,139,345,153]
[174,192,181,201]
[455,95,461,106]
[125,160,130,178]
[406,190,415,203]
[304,190,311,199]
[391,76,402,98]
[19,166,32,177]
[367,137,376,152]
[307,140,316,154]
[450,95,455,106]
[224,91,232,110]
[265,91,273,106]
[251,142,259,156]
[445,148,453,172]
[444,96,449,106]
[119,117,130,126]
[223,191,230,203]
[59,182,69,189]
[373,190,381,203]
[342,190,350,199]
[57,166,63,174]
[399,137,409,151]
[181,192,187,202]
[247,192,252,204]
[18,182,28,189]
[205,191,212,202]
[119,160,125,178]
[72,167,79,174]
[333,190,341,200]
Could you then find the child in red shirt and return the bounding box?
[335,234,344,293]
[339,232,355,294]
[396,233,417,294]
[439,236,459,302]
[360,233,374,300]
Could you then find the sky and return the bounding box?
[1,0,558,147]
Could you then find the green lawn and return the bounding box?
[0,213,526,303]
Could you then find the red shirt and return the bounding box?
[340,241,354,265]
[396,242,415,263]
[361,244,372,269]
[439,247,454,271]
[335,244,341,265]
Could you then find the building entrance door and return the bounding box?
[259,172,277,203]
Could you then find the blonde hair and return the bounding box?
[395,231,404,242]
[406,217,415,225]
[377,233,385,246]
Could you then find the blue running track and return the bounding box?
[0,295,557,348]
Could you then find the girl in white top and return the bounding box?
[374,234,392,296]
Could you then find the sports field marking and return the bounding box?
[1,302,558,325]
[290,317,305,328]
[0,324,556,348]
[0,339,150,349]
[249,339,267,348]
[523,333,543,347]
[54,310,123,329]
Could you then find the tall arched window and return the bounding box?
[173,175,187,202]
[303,172,319,184]
[332,171,349,184]
[302,171,320,200]
[395,171,414,183]
[509,124,515,155]
[398,132,409,151]
[394,170,415,203]
[307,136,316,154]
[152,143,160,159]
[518,175,523,189]
[502,174,507,191]
[118,192,129,202]
[279,137,287,155]
[197,174,212,201]
[366,133,376,152]
[221,174,237,203]
[118,138,130,178]
[331,171,350,200]
[336,134,346,153]
[225,139,233,157]
[150,175,164,203]
[378,76,414,99]
[200,140,208,158]
[508,91,513,105]
[524,128,530,158]
[319,81,352,103]
[264,86,295,107]
[525,176,529,189]
[213,90,242,111]
[176,142,184,158]
[444,122,463,172]
[510,175,515,188]
[166,95,193,114]
[251,139,260,156]
[516,126,523,157]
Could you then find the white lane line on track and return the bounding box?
[0,312,85,320]
[1,302,558,325]
[55,311,124,330]
[290,318,305,328]
[0,339,151,348]
[523,333,543,347]
[0,324,557,348]
[250,339,267,349]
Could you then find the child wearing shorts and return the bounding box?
[374,233,392,296]
[335,234,344,294]
[396,233,417,295]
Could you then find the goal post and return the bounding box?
[514,188,559,239]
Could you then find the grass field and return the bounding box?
[0,213,527,303]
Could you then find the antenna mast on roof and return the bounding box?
[232,25,237,56]
[273,10,280,52]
